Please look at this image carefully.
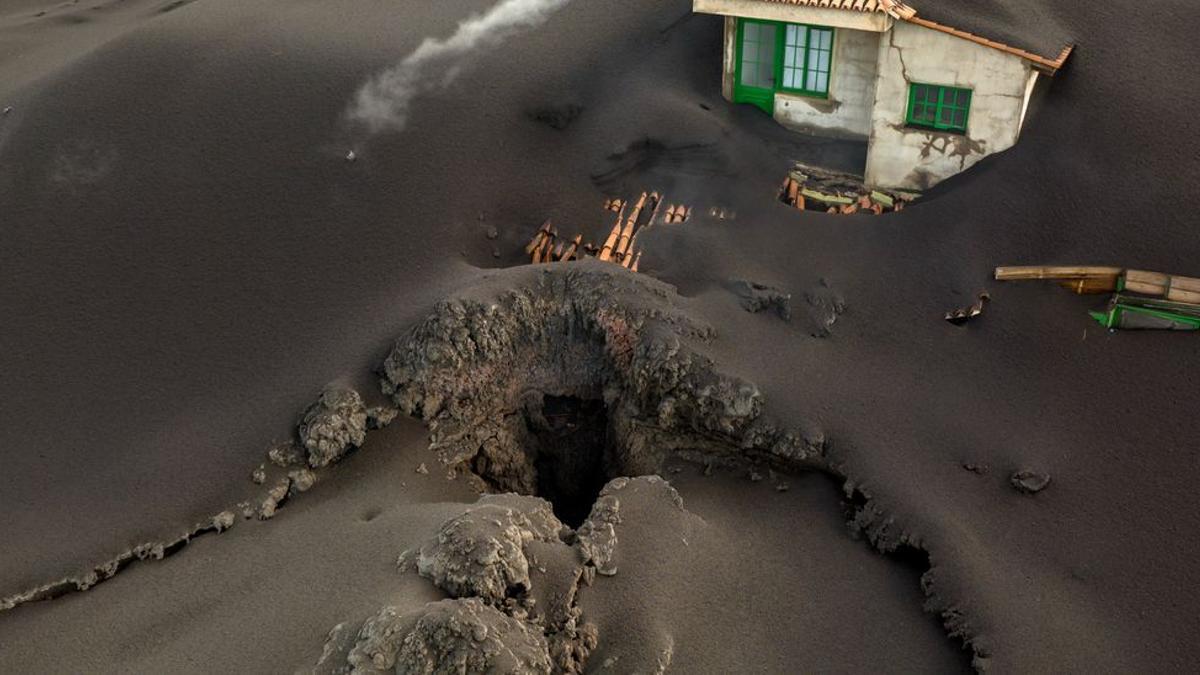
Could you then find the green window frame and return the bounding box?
[907,83,972,134]
[735,19,834,101]
[780,23,834,97]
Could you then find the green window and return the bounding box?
[734,19,834,115]
[781,24,833,96]
[907,84,972,133]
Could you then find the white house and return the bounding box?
[693,0,1072,190]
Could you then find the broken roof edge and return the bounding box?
[903,15,1074,76]
[706,0,1073,75]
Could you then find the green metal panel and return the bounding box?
[1090,294,1200,331]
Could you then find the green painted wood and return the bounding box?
[733,18,833,116]
[906,83,972,133]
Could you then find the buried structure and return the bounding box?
[694,0,1073,189]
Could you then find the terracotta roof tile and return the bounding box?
[749,0,916,19]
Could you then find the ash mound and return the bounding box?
[414,494,569,604]
[380,262,824,523]
[346,598,554,675]
[321,478,685,674]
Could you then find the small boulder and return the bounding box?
[417,494,568,602]
[299,387,369,468]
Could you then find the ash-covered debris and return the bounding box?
[576,476,682,578]
[380,263,824,497]
[731,279,792,320]
[576,489,621,577]
[527,102,583,130]
[299,387,369,468]
[803,278,846,337]
[1010,470,1051,494]
[267,440,304,468]
[415,494,569,603]
[345,599,555,675]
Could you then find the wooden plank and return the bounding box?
[869,190,894,208]
[801,188,854,206]
[1126,269,1200,294]
[994,266,1123,281]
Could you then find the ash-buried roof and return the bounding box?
[740,0,1073,74]
[745,0,916,16]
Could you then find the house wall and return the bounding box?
[773,28,879,140]
[864,20,1033,190]
[721,16,736,101]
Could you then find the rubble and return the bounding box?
[345,599,554,674]
[995,265,1200,331]
[298,387,369,468]
[945,292,990,326]
[732,280,792,320]
[523,191,691,273]
[803,279,847,337]
[414,494,568,603]
[778,163,917,215]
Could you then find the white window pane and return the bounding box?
[742,41,756,61]
[817,73,828,92]
[786,25,796,43]
[745,23,758,41]
[784,46,795,68]
[818,51,831,72]
[761,63,775,87]
[807,70,818,91]
[821,30,832,49]
[791,27,806,49]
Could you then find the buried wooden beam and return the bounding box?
[560,234,582,261]
[524,219,553,255]
[645,191,663,228]
[994,266,1123,284]
[631,250,642,273]
[1124,269,1200,305]
[598,207,623,262]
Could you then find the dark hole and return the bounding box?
[525,395,613,527]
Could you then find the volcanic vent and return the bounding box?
[379,262,826,521]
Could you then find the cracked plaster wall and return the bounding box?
[865,20,1035,190]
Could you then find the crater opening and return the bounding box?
[523,394,617,527]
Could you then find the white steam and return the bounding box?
[348,0,572,134]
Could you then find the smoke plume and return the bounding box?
[347,0,573,134]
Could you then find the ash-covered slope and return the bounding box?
[2,0,1200,672]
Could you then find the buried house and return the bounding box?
[693,0,1072,190]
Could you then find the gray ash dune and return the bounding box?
[2,0,1200,672]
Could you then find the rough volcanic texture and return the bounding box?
[380,263,825,492]
[299,387,370,468]
[731,279,792,320]
[345,598,554,675]
[323,484,698,675]
[415,494,568,603]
